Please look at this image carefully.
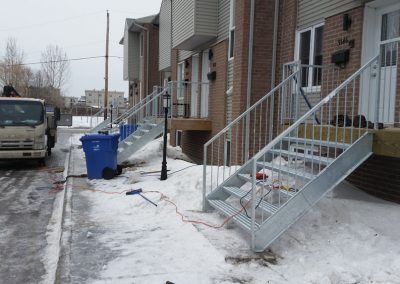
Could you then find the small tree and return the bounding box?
[0,37,32,92]
[41,44,70,90]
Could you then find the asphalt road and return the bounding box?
[0,128,84,284]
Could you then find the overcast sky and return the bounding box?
[0,0,162,98]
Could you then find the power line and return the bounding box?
[0,11,105,32]
[4,55,122,67]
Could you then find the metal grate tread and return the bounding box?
[208,199,258,231]
[255,162,315,180]
[236,174,296,198]
[283,137,350,149]
[268,149,335,165]
[223,186,279,215]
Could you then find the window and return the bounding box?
[296,24,324,87]
[228,0,236,59]
[380,9,400,67]
[176,130,182,147]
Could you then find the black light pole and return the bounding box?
[160,89,169,180]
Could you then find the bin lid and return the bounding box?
[80,133,120,141]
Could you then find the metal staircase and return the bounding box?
[203,57,381,251]
[89,86,167,164]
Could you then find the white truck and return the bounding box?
[0,86,59,166]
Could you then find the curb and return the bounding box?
[53,145,75,284]
[41,143,72,284]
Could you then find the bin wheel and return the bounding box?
[102,167,116,180]
[116,165,123,175]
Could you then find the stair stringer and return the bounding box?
[117,121,164,164]
[89,118,111,134]
[252,133,373,252]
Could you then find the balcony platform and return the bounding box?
[169,118,212,131]
[292,125,400,158]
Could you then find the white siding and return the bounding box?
[218,0,230,41]
[195,0,218,35]
[123,29,140,81]
[172,0,195,48]
[298,0,362,28]
[159,0,172,71]
[178,50,196,62]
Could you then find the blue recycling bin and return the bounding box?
[119,124,138,141]
[80,133,120,179]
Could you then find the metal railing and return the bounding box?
[89,86,164,135]
[202,72,300,209]
[168,81,209,119]
[244,55,380,240]
[281,62,341,123]
[107,86,167,139]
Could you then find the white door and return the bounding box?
[191,55,199,117]
[361,3,399,124]
[201,51,209,118]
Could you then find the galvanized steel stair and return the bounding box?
[203,57,379,251]
[206,134,372,251]
[88,87,167,165]
[117,118,164,164]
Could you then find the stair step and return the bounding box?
[223,186,279,215]
[139,128,150,133]
[131,135,142,140]
[268,149,334,165]
[283,137,350,149]
[208,199,259,231]
[255,162,315,180]
[237,174,296,198]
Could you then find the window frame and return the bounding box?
[295,22,324,89]
[176,130,183,147]
[177,61,185,99]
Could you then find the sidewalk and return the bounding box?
[56,137,400,284]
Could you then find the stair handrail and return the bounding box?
[205,72,298,148]
[89,87,162,133]
[253,54,379,161]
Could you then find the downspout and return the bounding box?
[244,0,255,161]
[271,0,279,88]
[133,22,149,98]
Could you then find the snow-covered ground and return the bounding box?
[60,116,104,129]
[69,134,400,284]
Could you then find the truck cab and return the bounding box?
[0,97,57,165]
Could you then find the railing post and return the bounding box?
[374,55,381,129]
[202,144,208,211]
[250,158,257,250]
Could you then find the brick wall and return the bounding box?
[275,0,297,84]
[348,154,400,203]
[147,23,160,91]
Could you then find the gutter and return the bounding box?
[244,0,255,161]
[271,0,280,88]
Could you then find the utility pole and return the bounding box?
[104,10,110,120]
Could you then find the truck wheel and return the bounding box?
[38,158,46,167]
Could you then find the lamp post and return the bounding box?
[160,87,170,181]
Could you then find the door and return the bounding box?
[361,3,399,124]
[201,51,209,118]
[377,6,399,124]
[191,55,199,117]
